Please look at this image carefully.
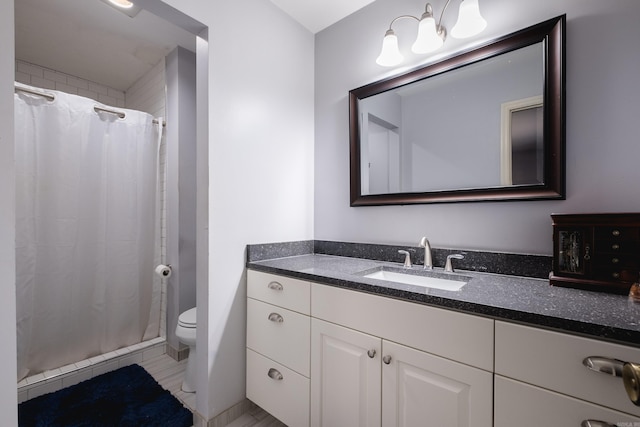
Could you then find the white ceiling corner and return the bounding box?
[269,0,376,33]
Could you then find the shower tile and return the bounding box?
[101,350,120,361]
[118,352,143,368]
[18,390,29,404]
[74,359,91,370]
[115,348,131,356]
[58,363,78,375]
[27,378,62,399]
[88,354,106,365]
[62,368,92,388]
[42,368,62,380]
[24,373,45,385]
[92,360,119,377]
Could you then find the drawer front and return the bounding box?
[247,348,310,427]
[495,321,640,416]
[311,283,494,371]
[248,270,310,314]
[247,298,310,377]
[594,239,640,254]
[495,375,640,427]
[594,226,639,241]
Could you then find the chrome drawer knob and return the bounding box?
[612,272,620,279]
[267,368,283,380]
[268,312,284,323]
[611,258,619,264]
[612,244,620,250]
[267,281,283,291]
[612,229,621,236]
[382,355,392,365]
[367,349,376,358]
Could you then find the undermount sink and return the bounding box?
[361,267,469,291]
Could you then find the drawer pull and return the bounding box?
[582,356,624,377]
[612,244,620,250]
[367,349,376,358]
[267,368,283,380]
[611,258,619,264]
[612,272,620,279]
[623,362,640,406]
[267,281,283,291]
[268,312,284,323]
[382,355,392,365]
[612,229,621,237]
[581,421,617,427]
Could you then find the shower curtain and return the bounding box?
[15,83,162,382]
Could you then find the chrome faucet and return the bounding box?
[445,254,464,272]
[419,237,433,270]
[398,250,412,268]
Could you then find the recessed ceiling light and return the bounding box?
[108,0,134,9]
[100,0,142,17]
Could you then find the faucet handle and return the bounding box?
[444,254,464,272]
[398,250,412,268]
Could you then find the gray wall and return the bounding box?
[165,46,197,349]
[315,0,640,255]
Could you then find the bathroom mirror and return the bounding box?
[349,15,565,206]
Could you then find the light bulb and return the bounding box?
[376,30,404,67]
[108,0,134,9]
[411,14,444,54]
[451,0,487,39]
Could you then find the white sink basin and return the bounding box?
[364,269,468,291]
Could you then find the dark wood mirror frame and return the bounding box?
[349,15,565,206]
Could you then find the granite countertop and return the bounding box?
[247,253,640,347]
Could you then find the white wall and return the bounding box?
[315,0,640,255]
[156,0,315,420]
[0,0,18,424]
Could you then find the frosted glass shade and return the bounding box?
[451,0,487,39]
[411,15,444,54]
[376,30,404,67]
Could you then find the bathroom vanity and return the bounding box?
[245,243,640,427]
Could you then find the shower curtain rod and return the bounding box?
[14,85,166,127]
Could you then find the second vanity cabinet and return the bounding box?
[494,321,640,426]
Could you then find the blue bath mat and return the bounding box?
[18,364,192,427]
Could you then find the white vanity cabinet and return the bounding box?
[494,321,640,426]
[246,270,311,427]
[311,284,494,427]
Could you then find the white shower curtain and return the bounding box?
[15,83,162,382]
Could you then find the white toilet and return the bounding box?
[175,307,197,392]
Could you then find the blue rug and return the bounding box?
[19,364,192,427]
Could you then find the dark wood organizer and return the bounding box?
[550,213,640,294]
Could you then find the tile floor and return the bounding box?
[140,354,285,427]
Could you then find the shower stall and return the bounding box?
[14,83,164,383]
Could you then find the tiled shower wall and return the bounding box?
[14,59,169,400]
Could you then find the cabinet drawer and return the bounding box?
[248,270,310,314]
[495,376,640,426]
[311,284,494,371]
[594,226,639,240]
[495,321,640,416]
[247,298,310,377]
[247,348,310,427]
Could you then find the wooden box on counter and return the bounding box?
[550,213,640,294]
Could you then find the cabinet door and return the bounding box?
[495,375,640,427]
[311,318,381,427]
[382,341,493,427]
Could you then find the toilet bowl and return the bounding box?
[175,307,197,393]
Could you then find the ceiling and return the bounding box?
[269,0,376,33]
[15,0,374,92]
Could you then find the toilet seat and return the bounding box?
[178,307,196,328]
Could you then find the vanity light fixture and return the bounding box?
[376,0,487,67]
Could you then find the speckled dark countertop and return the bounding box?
[246,241,640,348]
